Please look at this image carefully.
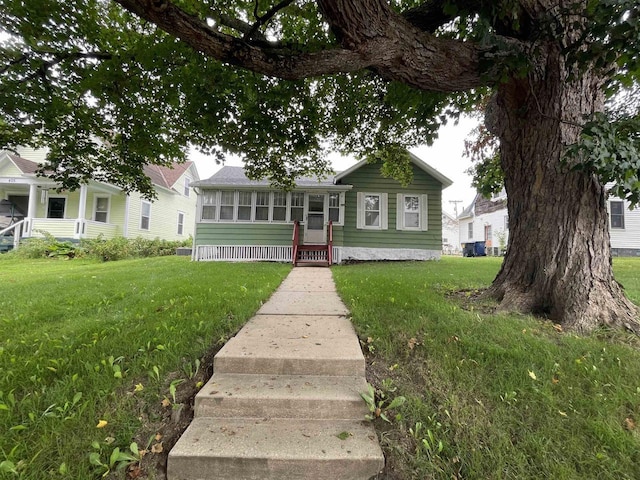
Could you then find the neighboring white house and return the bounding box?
[458,190,509,256]
[442,211,461,255]
[458,190,640,257]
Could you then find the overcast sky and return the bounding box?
[190,115,481,217]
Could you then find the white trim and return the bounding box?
[46,195,68,219]
[177,210,185,235]
[93,195,111,223]
[140,200,151,230]
[123,195,130,237]
[357,192,387,230]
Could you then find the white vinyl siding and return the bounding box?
[356,192,388,230]
[396,193,428,231]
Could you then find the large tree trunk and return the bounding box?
[486,44,639,333]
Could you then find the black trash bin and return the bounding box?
[463,243,476,257]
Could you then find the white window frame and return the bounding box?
[468,222,473,240]
[327,192,344,226]
[396,193,428,231]
[290,191,305,224]
[140,200,151,230]
[504,215,509,230]
[47,195,67,219]
[200,190,218,221]
[219,191,235,221]
[356,192,388,230]
[183,177,191,197]
[93,195,110,223]
[272,191,288,223]
[609,200,625,229]
[254,191,270,222]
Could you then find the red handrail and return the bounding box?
[327,220,333,266]
[292,220,300,266]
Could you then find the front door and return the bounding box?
[304,193,326,244]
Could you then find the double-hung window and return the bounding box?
[183,177,190,197]
[255,192,270,221]
[140,201,151,230]
[328,193,340,223]
[237,192,252,221]
[177,211,185,235]
[202,191,217,220]
[94,197,109,223]
[396,194,427,231]
[273,192,287,221]
[219,191,234,220]
[290,192,304,222]
[356,192,387,230]
[468,222,473,239]
[610,201,625,229]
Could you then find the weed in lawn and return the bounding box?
[361,382,406,423]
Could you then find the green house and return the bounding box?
[191,153,452,264]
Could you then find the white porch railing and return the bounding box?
[195,244,342,263]
[0,219,25,250]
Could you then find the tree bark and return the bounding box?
[485,43,640,333]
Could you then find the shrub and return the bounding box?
[80,235,191,262]
[6,231,78,259]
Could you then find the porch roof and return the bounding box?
[192,166,349,190]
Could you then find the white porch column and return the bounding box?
[25,183,38,236]
[75,184,88,238]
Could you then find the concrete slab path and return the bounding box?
[168,267,384,480]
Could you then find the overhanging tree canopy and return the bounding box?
[1,0,639,332]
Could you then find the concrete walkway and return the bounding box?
[168,267,384,480]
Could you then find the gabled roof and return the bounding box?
[1,150,193,190]
[334,152,453,188]
[5,153,40,174]
[192,166,338,188]
[457,194,479,220]
[143,162,194,190]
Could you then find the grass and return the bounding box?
[0,256,290,479]
[332,257,640,480]
[2,254,639,479]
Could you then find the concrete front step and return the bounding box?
[195,373,369,419]
[214,335,365,376]
[236,314,358,340]
[167,417,384,480]
[258,291,349,316]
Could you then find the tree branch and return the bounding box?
[113,0,495,91]
[244,0,295,41]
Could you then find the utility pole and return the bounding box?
[449,200,463,218]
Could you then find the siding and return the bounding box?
[126,186,197,241]
[194,223,295,246]
[610,200,640,250]
[0,160,22,176]
[338,162,443,250]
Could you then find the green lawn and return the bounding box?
[333,257,640,479]
[1,255,639,479]
[0,256,290,479]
